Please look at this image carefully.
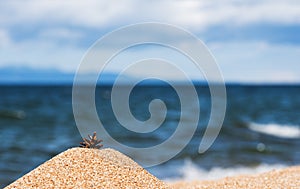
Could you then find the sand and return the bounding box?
[5,148,167,189]
[4,148,300,189]
[169,166,300,189]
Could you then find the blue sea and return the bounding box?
[1,84,300,187]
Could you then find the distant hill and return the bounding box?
[0,66,121,85]
[0,66,209,85]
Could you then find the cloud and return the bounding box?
[0,1,132,28]
[38,28,84,41]
[209,41,300,83]
[0,34,85,72]
[1,1,299,31]
[0,1,300,83]
[1,24,300,83]
[262,71,300,83]
[0,29,11,47]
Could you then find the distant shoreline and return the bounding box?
[1,83,300,87]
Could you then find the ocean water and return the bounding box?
[1,85,300,187]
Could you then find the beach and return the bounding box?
[2,1,300,188]
[2,86,300,187]
[170,165,300,189]
[5,148,300,189]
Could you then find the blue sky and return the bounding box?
[0,0,300,83]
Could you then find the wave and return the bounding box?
[248,123,300,139]
[164,159,287,182]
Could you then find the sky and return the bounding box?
[0,0,300,83]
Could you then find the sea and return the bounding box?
[1,84,300,187]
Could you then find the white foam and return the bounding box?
[164,159,287,182]
[249,123,300,139]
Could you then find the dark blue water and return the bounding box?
[1,85,300,187]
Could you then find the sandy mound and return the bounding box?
[5,148,167,189]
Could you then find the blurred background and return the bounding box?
[1,0,300,188]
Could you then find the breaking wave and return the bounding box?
[249,123,300,139]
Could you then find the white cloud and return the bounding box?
[0,1,300,83]
[38,28,83,41]
[208,41,300,83]
[0,29,11,47]
[263,71,299,83]
[0,1,133,28]
[0,1,299,30]
[80,40,300,83]
[1,26,300,83]
[0,36,85,72]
